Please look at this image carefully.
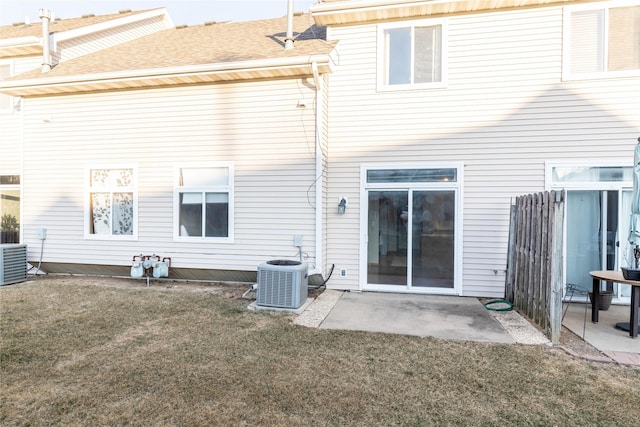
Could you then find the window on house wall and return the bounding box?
[87,168,136,238]
[1,175,20,243]
[565,1,640,78]
[0,63,12,112]
[176,165,233,240]
[379,19,446,90]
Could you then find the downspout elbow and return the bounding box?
[312,61,320,89]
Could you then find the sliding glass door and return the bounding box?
[411,190,455,288]
[551,164,633,302]
[367,190,408,286]
[363,166,460,293]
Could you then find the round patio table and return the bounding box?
[589,271,640,338]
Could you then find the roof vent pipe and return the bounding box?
[38,8,52,72]
[284,0,294,50]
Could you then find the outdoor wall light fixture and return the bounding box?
[338,197,347,215]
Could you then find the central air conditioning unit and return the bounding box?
[256,260,308,309]
[0,244,28,286]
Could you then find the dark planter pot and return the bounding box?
[588,290,613,311]
[0,230,19,244]
[621,267,640,281]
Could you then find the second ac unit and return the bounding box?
[0,244,28,286]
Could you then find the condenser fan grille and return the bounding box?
[1,244,28,286]
[256,260,308,309]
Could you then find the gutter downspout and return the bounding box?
[284,0,294,50]
[38,9,52,72]
[312,61,324,277]
[18,97,24,245]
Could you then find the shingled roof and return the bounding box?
[1,13,335,96]
[0,9,159,40]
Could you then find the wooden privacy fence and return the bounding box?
[505,190,565,343]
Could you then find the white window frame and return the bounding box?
[545,160,633,191]
[0,61,14,113]
[84,165,138,240]
[173,163,234,243]
[377,18,448,92]
[0,173,21,242]
[562,0,640,81]
[546,160,633,303]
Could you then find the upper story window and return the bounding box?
[564,1,640,79]
[378,19,447,91]
[175,164,233,242]
[0,63,12,112]
[86,167,137,239]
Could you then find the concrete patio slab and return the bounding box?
[318,292,514,344]
[563,302,640,355]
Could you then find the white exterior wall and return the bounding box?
[325,6,640,296]
[13,56,43,75]
[20,78,319,274]
[0,56,40,172]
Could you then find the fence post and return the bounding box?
[549,190,564,344]
[505,204,516,301]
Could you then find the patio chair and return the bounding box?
[562,283,589,339]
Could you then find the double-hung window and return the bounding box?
[86,167,136,238]
[378,19,446,90]
[175,164,233,241]
[564,0,640,79]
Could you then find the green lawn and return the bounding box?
[1,276,639,426]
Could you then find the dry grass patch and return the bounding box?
[1,276,639,426]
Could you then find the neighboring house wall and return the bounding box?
[20,78,320,277]
[1,9,173,244]
[324,5,640,296]
[0,56,40,172]
[55,15,171,63]
[13,56,42,74]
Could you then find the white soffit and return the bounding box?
[0,56,333,96]
[310,0,602,25]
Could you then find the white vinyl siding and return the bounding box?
[11,56,42,75]
[19,78,318,272]
[564,0,640,80]
[1,58,44,174]
[0,57,37,173]
[0,62,12,112]
[325,5,640,296]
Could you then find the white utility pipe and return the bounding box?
[285,0,294,50]
[312,61,323,277]
[38,8,52,72]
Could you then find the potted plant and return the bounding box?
[0,214,19,244]
[621,244,640,280]
[588,289,614,311]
